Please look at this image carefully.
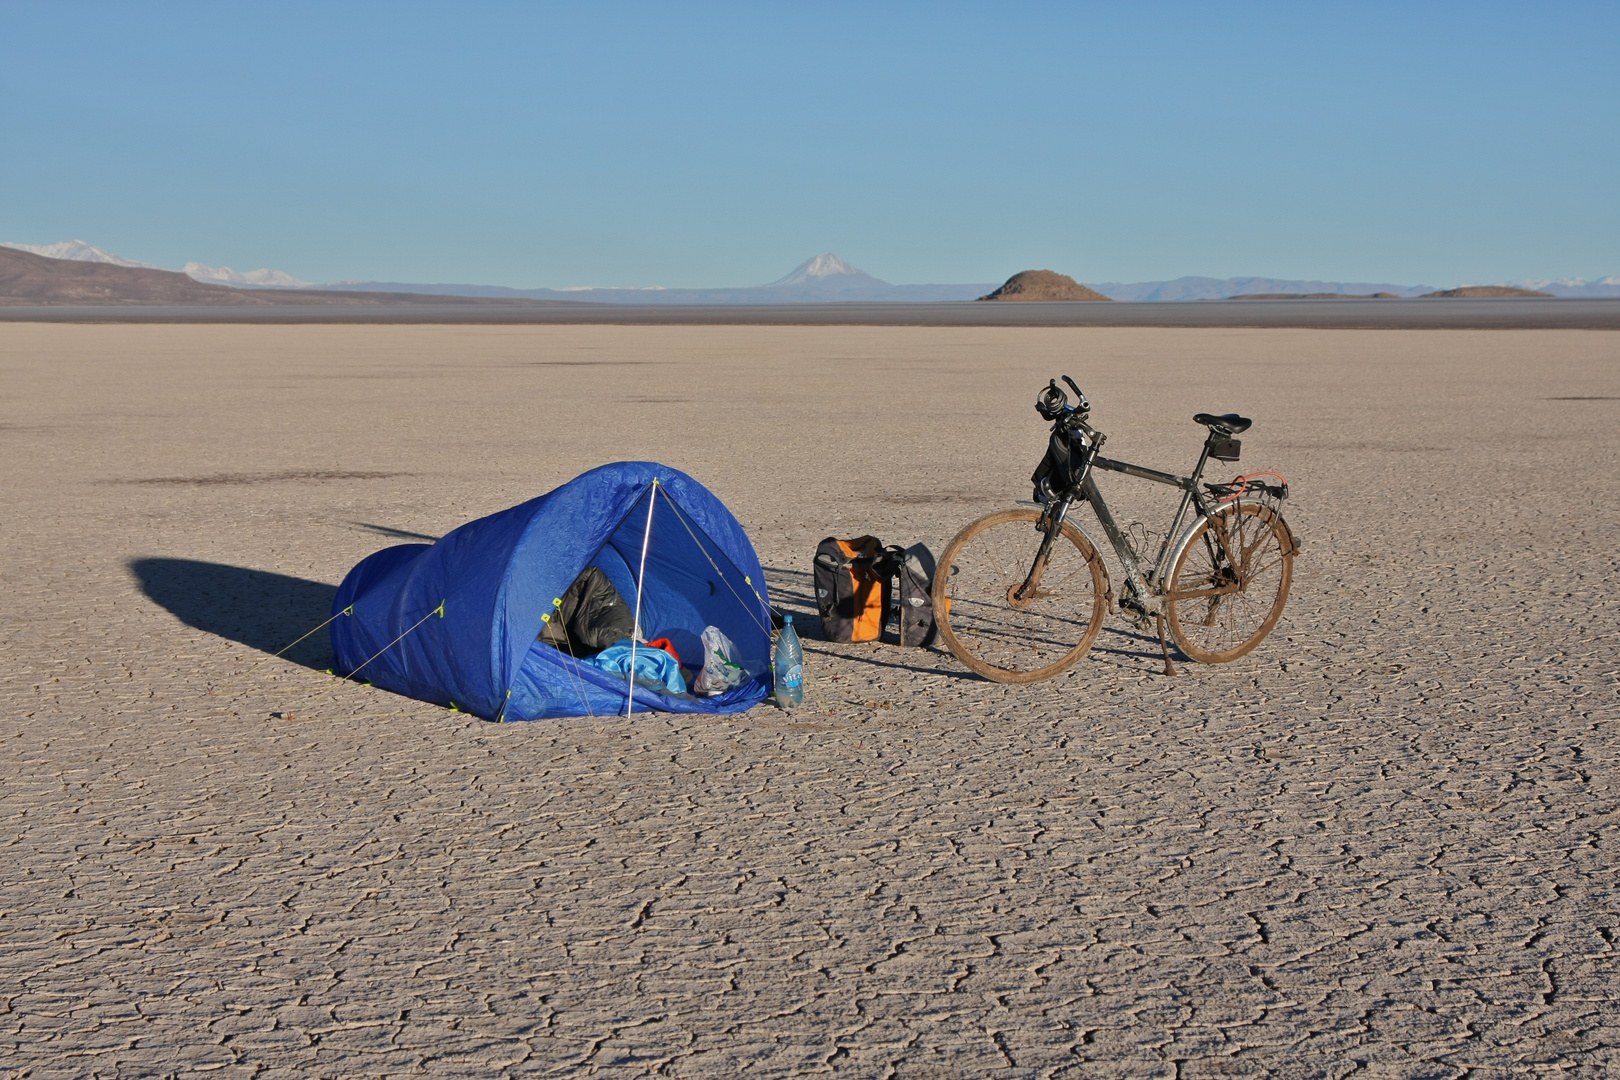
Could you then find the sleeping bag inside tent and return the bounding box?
[329,462,775,721]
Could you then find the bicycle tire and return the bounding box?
[933,508,1108,683]
[1165,502,1293,664]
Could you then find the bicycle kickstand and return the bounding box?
[1155,613,1177,677]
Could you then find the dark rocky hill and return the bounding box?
[979,270,1111,302]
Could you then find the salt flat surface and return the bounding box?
[1,324,1616,1078]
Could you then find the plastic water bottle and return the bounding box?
[774,614,804,708]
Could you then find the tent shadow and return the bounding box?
[129,558,338,671]
[762,565,822,634]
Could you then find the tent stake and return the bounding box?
[626,481,658,716]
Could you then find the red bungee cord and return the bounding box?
[1213,472,1289,503]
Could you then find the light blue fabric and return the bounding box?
[581,640,688,696]
[330,462,773,721]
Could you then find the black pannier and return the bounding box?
[881,543,937,648]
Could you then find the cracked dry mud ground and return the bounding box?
[1,324,1616,1079]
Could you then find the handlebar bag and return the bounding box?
[1031,427,1089,502]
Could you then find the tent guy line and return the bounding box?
[342,599,446,682]
[206,603,355,699]
[657,482,775,636]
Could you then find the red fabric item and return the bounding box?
[644,637,681,665]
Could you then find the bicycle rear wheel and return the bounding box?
[934,509,1107,683]
[1165,502,1293,663]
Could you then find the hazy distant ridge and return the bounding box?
[329,254,996,303]
[1498,276,1620,299]
[5,241,1619,300]
[183,262,311,288]
[1091,276,1436,301]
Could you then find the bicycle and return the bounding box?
[933,376,1299,683]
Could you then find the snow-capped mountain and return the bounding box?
[0,239,308,288]
[768,253,868,286]
[182,262,310,288]
[1500,277,1620,298]
[0,239,164,270]
[753,253,896,298]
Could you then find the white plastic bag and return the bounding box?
[693,625,746,696]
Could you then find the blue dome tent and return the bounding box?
[330,462,775,721]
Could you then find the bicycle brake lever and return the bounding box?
[1061,375,1089,412]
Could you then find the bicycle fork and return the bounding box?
[1015,500,1069,604]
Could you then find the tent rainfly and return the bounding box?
[330,462,775,721]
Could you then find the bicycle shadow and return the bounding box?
[1086,625,1191,670]
[348,521,440,542]
[763,563,1192,680]
[762,563,815,602]
[800,642,981,682]
[130,558,338,671]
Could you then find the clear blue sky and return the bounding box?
[3,2,1615,288]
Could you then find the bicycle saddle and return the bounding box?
[1194,412,1252,435]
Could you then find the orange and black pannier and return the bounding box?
[813,535,887,642]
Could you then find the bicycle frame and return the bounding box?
[1025,426,1225,618]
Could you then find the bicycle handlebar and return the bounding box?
[1035,375,1092,425]
[1035,377,1099,445]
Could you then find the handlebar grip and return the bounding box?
[1061,375,1089,413]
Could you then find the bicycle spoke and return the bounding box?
[1167,504,1292,663]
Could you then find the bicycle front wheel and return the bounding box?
[934,509,1107,683]
[1165,502,1294,663]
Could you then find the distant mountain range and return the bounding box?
[4,240,1618,301]
[0,245,554,307]
[1495,276,1620,299]
[0,240,313,288]
[1093,276,1436,301]
[326,254,998,303]
[182,262,310,288]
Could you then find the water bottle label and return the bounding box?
[783,664,802,688]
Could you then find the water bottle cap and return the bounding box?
[783,614,793,624]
